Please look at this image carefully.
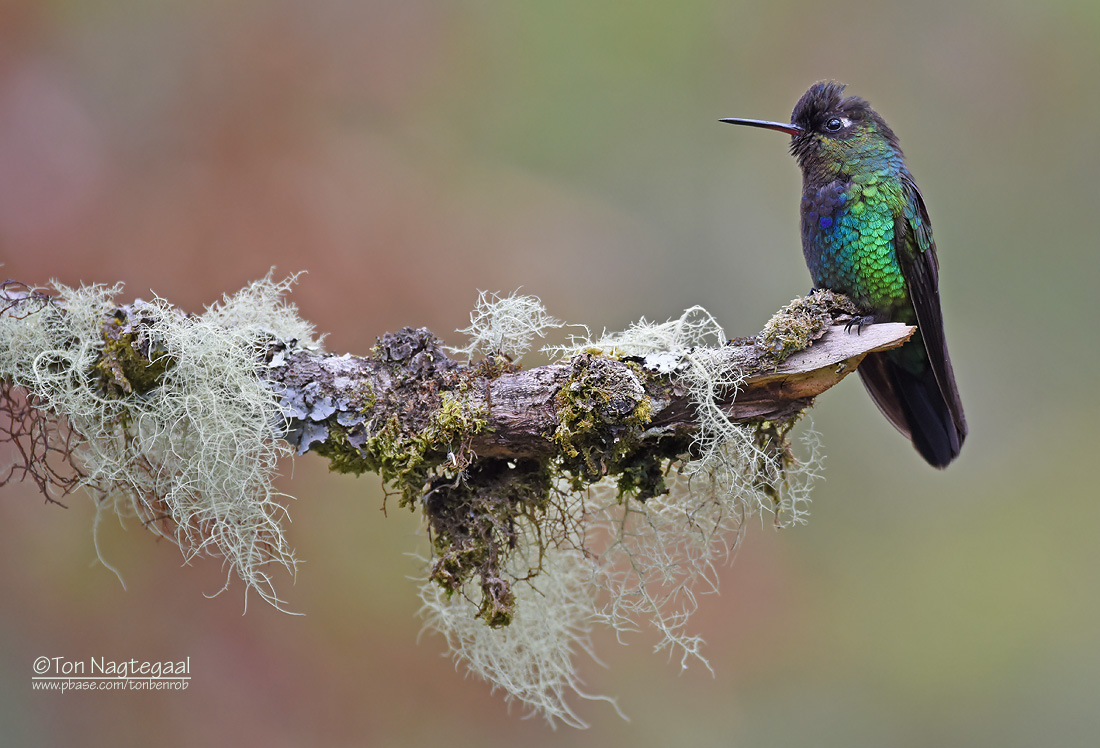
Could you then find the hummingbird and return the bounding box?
[722,81,966,467]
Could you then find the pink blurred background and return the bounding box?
[2,1,1099,745]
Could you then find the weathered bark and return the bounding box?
[267,320,915,461]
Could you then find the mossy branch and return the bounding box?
[270,319,913,467]
[1,278,913,726]
[0,279,913,603]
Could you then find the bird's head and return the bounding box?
[723,81,902,179]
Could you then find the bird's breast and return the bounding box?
[800,177,908,312]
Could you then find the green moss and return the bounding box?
[316,417,426,500]
[324,327,492,506]
[94,319,174,396]
[433,391,488,445]
[614,451,668,501]
[553,354,656,494]
[757,289,859,363]
[424,458,553,628]
[315,389,489,509]
[356,380,377,413]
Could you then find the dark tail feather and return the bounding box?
[857,351,965,468]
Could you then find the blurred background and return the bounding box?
[1,0,1098,745]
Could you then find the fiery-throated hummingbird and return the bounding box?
[722,81,967,467]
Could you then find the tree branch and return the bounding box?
[270,320,914,464]
[0,278,914,631]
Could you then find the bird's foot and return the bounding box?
[842,314,877,335]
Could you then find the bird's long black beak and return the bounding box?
[720,118,803,136]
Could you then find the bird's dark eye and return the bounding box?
[824,117,844,132]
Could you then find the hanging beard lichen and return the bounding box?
[0,274,319,610]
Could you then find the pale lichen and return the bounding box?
[543,304,726,360]
[451,290,562,361]
[2,279,830,725]
[0,272,318,610]
[421,297,825,724]
[418,492,623,729]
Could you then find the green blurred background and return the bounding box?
[1,0,1098,745]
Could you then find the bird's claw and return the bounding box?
[843,314,876,335]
